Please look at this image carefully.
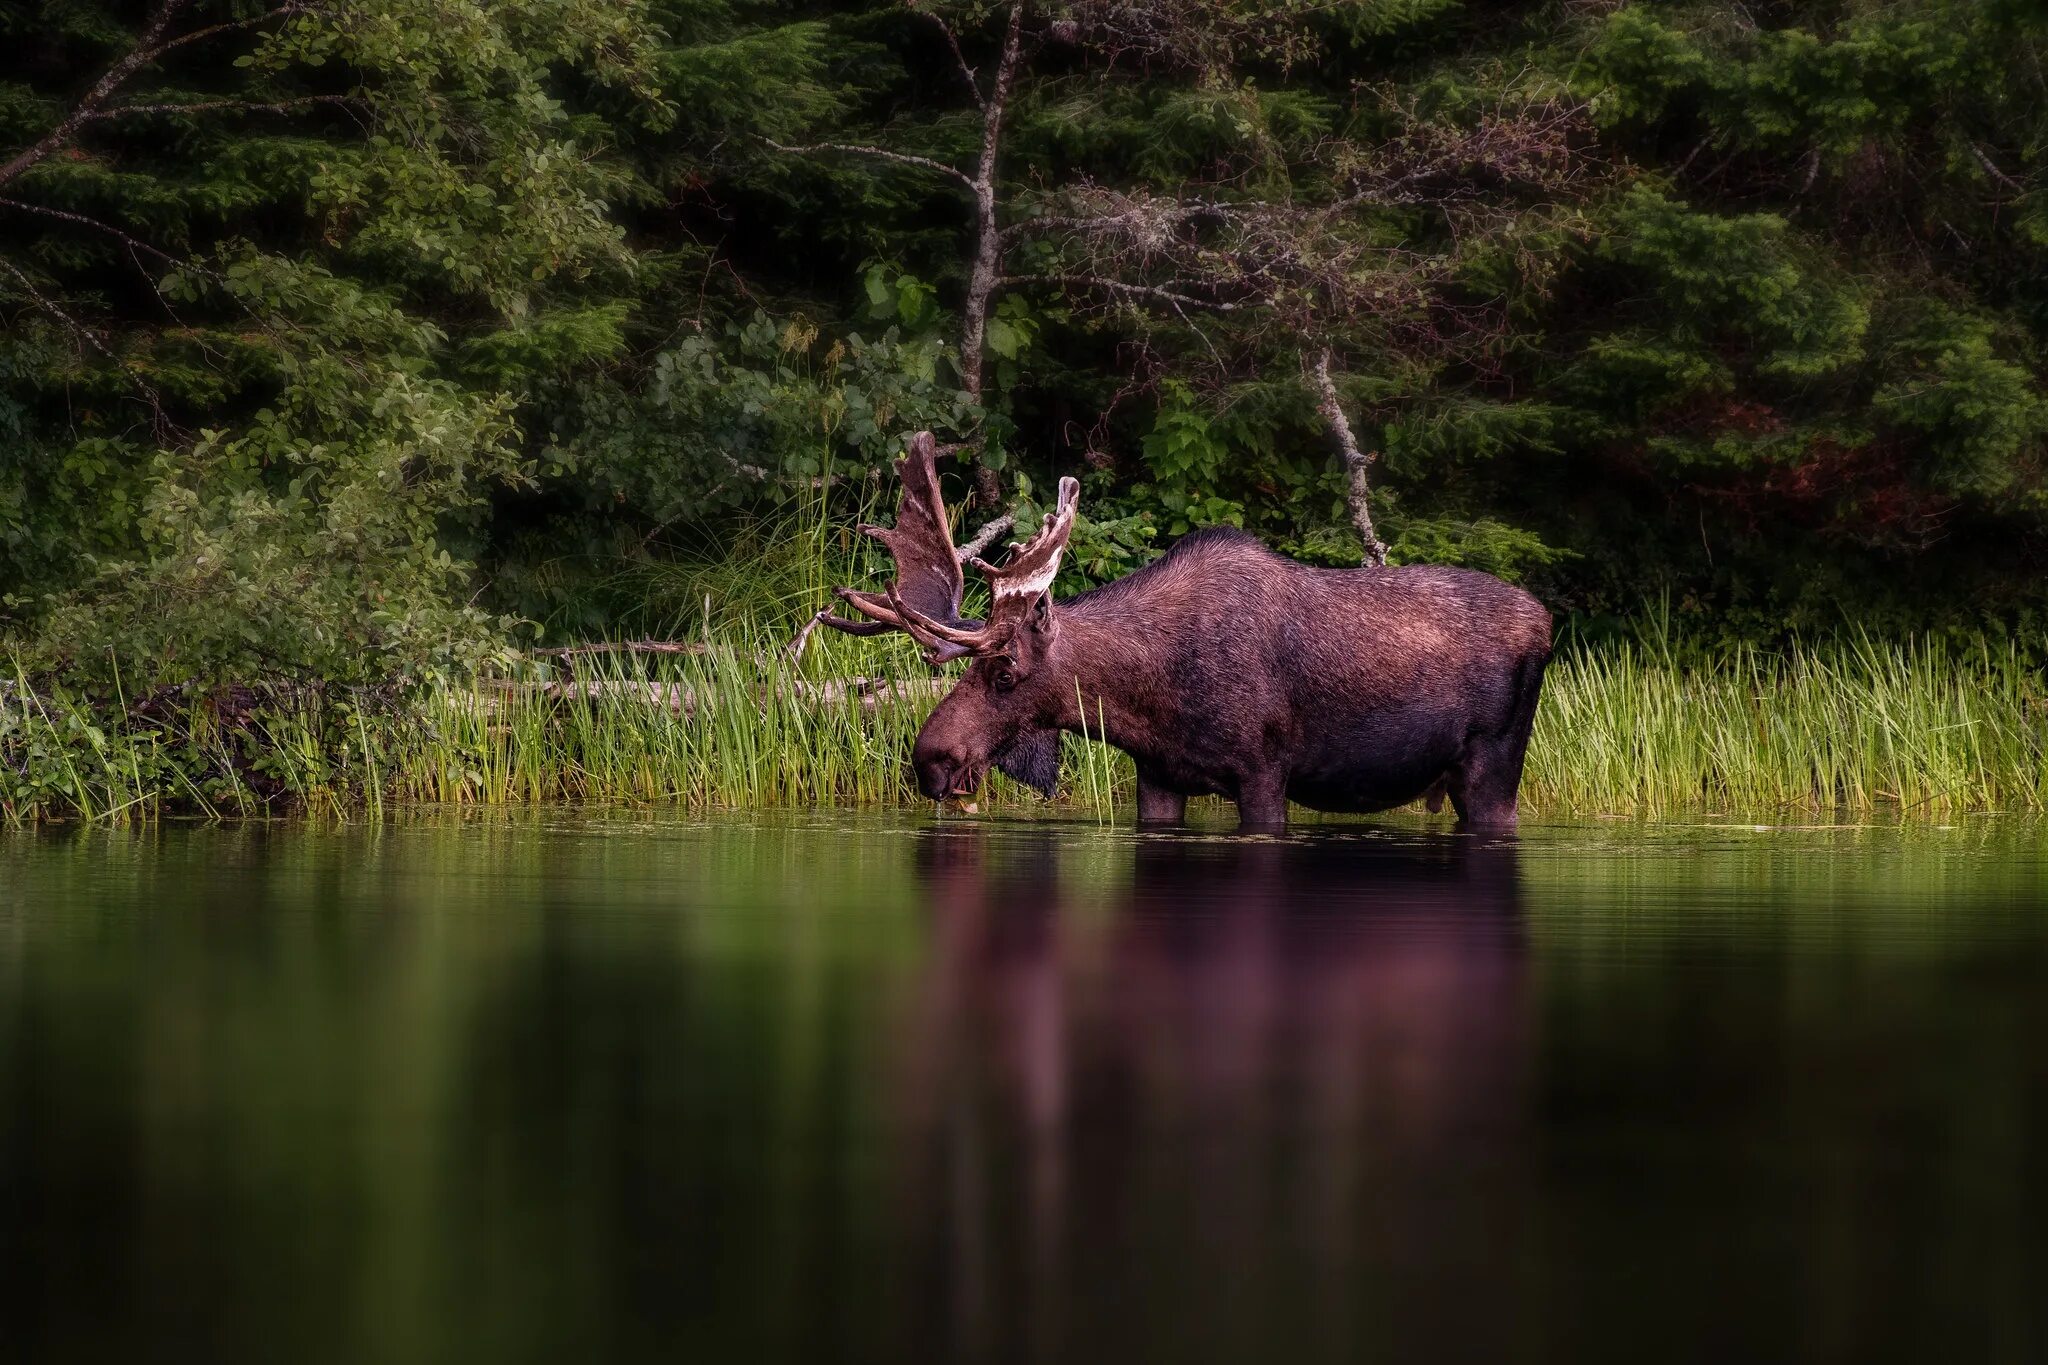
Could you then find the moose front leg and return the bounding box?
[1233,770,1290,833]
[1134,770,1187,827]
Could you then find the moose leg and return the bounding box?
[1134,771,1187,827]
[1450,667,1543,831]
[1447,760,1518,831]
[1233,770,1290,833]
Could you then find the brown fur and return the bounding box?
[912,528,1553,831]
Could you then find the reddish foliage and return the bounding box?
[1695,433,1958,549]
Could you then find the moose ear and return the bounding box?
[1029,591,1054,633]
[992,727,1060,798]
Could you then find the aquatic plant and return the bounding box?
[7,630,2044,826]
[1525,637,2048,817]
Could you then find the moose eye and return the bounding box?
[992,666,1018,693]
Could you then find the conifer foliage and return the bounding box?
[0,0,666,681]
[3,0,2044,689]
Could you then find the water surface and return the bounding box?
[4,814,2045,1363]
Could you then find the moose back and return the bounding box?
[810,432,1552,830]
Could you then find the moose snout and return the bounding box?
[912,737,979,800]
[913,758,952,801]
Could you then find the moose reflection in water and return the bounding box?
[8,819,2047,1364]
[809,431,1554,830]
[886,828,1531,1363]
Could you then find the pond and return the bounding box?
[3,813,2046,1364]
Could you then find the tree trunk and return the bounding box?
[960,2,1024,509]
[1308,348,1389,566]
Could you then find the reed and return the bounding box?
[376,629,1132,817]
[6,627,2044,827]
[1526,636,2047,817]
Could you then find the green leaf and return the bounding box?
[986,317,1021,360]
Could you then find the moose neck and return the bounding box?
[1043,599,1178,761]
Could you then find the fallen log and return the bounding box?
[480,673,949,716]
[524,640,713,659]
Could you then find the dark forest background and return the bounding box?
[4,0,2045,688]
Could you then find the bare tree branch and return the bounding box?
[1000,272,1240,311]
[0,257,118,361]
[1971,142,2028,195]
[1307,348,1388,567]
[761,11,1592,528]
[956,513,1016,562]
[0,253,169,431]
[0,198,184,266]
[82,93,359,123]
[999,197,1268,243]
[0,0,191,189]
[905,2,986,112]
[992,92,1589,390]
[1055,0,1332,74]
[150,2,314,58]
[761,137,976,191]
[0,1,315,191]
[762,6,1026,508]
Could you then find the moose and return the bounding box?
[810,432,1552,830]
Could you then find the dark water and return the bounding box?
[3,814,2046,1364]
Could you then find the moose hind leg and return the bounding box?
[1451,657,1546,831]
[1135,770,1188,827]
[1448,749,1521,830]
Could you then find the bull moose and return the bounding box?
[810,432,1552,830]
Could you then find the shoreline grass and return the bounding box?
[1526,636,2046,817]
[6,630,2045,827]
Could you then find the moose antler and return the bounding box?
[793,432,1013,665]
[882,476,1082,658]
[797,431,1083,666]
[831,430,969,632]
[972,475,1080,602]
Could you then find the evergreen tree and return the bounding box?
[0,0,667,680]
[6,0,2045,677]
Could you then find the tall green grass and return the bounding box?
[386,636,951,809]
[6,509,2045,826]
[8,632,2042,826]
[1528,637,2046,816]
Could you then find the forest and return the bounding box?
[3,0,2045,818]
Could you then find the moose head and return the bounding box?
[812,432,1080,803]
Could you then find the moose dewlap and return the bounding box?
[810,431,1553,831]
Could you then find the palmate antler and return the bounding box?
[800,431,1080,665]
[817,430,973,643]
[881,476,1080,659]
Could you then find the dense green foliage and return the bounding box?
[2,0,668,682]
[5,0,2046,697]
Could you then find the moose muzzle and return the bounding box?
[912,739,984,801]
